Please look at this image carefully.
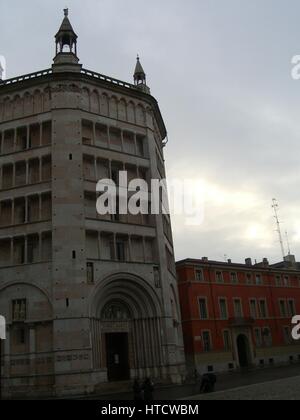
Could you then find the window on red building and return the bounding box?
[259,300,268,319]
[255,274,263,285]
[233,299,243,318]
[216,271,223,283]
[195,270,204,282]
[279,300,287,317]
[246,273,253,285]
[250,299,257,319]
[276,275,283,287]
[262,327,272,347]
[254,328,262,347]
[219,299,228,320]
[202,331,212,352]
[288,300,296,317]
[231,272,238,284]
[199,298,208,320]
[223,330,231,351]
[284,276,290,287]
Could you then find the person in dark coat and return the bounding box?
[200,373,217,393]
[133,379,143,401]
[142,378,154,401]
[194,369,200,385]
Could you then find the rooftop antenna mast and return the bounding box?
[272,198,285,260]
[285,230,291,256]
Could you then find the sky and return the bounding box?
[1,0,300,264]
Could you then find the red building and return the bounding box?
[177,255,300,374]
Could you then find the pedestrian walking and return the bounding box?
[143,378,154,401]
[200,373,217,393]
[133,379,143,401]
[194,369,200,385]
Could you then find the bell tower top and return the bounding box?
[53,8,81,71]
[134,55,150,94]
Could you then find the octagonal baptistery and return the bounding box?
[0,9,185,398]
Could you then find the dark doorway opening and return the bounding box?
[237,334,250,368]
[106,333,130,382]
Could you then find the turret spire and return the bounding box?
[54,8,78,58]
[133,55,150,94]
[53,8,81,71]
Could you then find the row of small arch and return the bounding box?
[0,84,155,128]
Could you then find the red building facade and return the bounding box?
[177,256,300,374]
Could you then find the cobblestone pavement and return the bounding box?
[188,375,300,400]
[77,364,300,400]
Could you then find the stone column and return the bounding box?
[3,327,10,377]
[38,232,42,261]
[128,235,132,262]
[120,130,124,153]
[93,122,96,146]
[12,163,16,187]
[13,128,17,153]
[39,123,43,147]
[26,126,30,149]
[24,235,28,264]
[39,194,42,221]
[134,133,138,156]
[25,160,29,185]
[10,237,13,265]
[107,126,111,149]
[98,232,102,260]
[11,200,15,225]
[0,131,3,154]
[29,325,36,386]
[39,158,42,182]
[24,196,28,223]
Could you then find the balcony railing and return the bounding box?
[228,317,255,327]
[0,69,53,86]
[0,67,137,92]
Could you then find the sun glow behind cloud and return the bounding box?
[167,167,290,262]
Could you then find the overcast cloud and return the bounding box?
[1,0,300,263]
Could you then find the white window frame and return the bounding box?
[215,271,224,283]
[254,327,262,347]
[230,272,238,284]
[279,299,287,318]
[259,299,268,319]
[218,297,228,320]
[233,297,243,318]
[288,299,296,317]
[195,268,204,283]
[198,297,209,320]
[249,298,257,319]
[202,330,212,352]
[223,329,232,351]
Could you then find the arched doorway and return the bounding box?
[237,334,250,368]
[90,274,164,382]
[101,302,131,382]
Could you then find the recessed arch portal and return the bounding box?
[89,273,164,381]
